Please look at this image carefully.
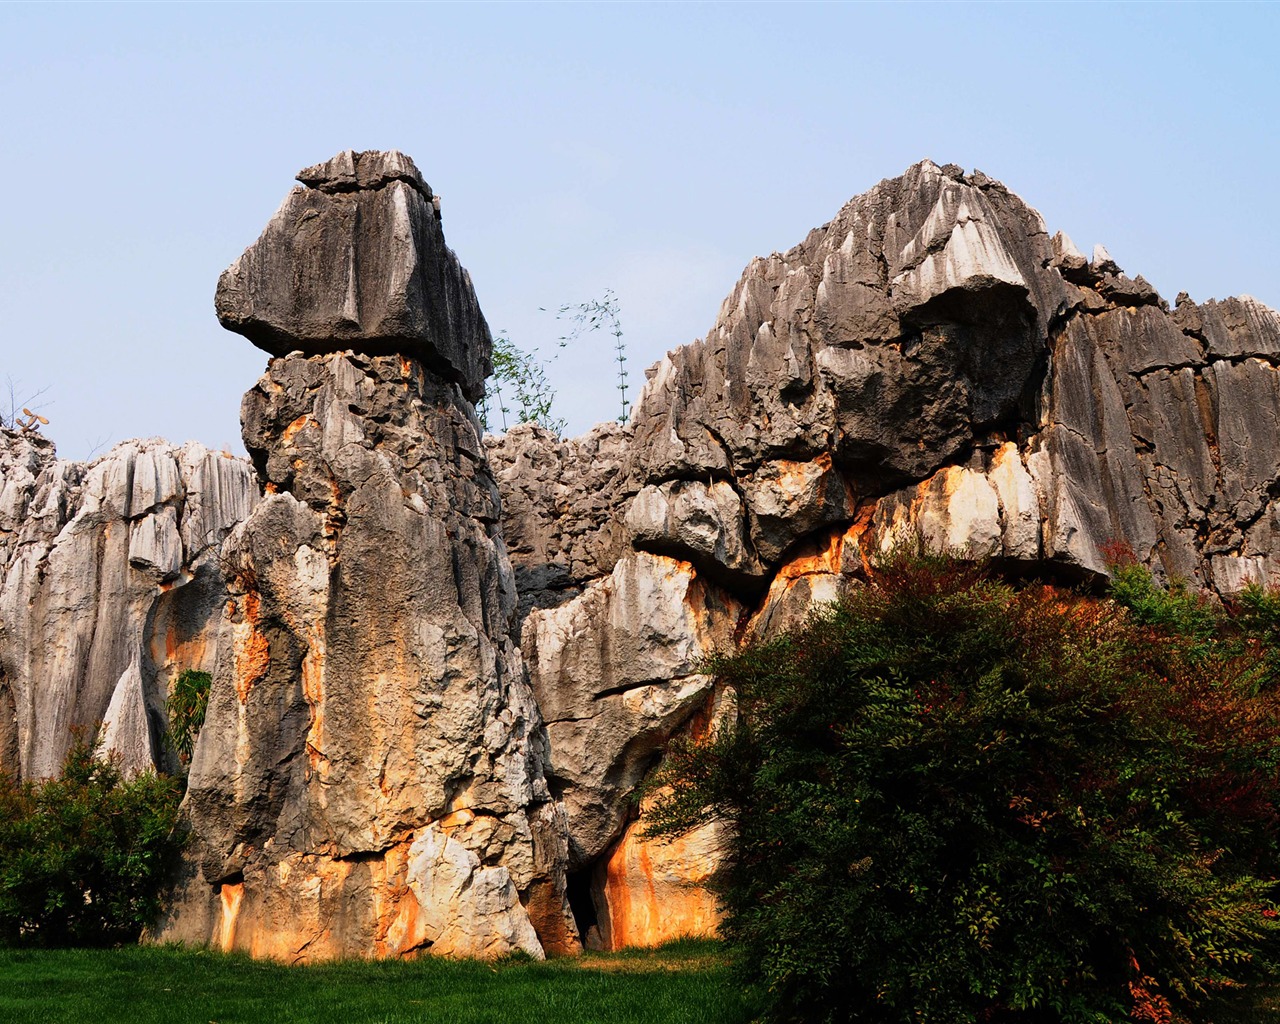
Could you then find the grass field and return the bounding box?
[0,939,753,1024]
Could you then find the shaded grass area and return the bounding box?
[0,938,752,1024]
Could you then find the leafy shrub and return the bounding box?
[1233,584,1280,692]
[165,668,212,766]
[648,552,1280,1023]
[0,738,185,947]
[1105,544,1280,693]
[1105,558,1221,662]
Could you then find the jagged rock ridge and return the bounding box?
[0,430,256,781]
[488,159,1280,948]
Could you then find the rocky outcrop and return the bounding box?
[150,152,575,961]
[590,799,725,951]
[522,550,741,868]
[485,422,634,627]
[0,429,256,781]
[494,159,1280,949]
[3,153,1278,959]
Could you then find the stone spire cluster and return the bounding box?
[2,152,1278,959]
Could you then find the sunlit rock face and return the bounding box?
[521,550,742,869]
[0,428,256,781]
[492,159,1280,948]
[590,804,725,951]
[5,155,1279,958]
[150,152,574,961]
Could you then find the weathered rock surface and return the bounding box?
[150,351,571,960]
[150,151,575,961]
[590,806,725,951]
[0,429,256,781]
[485,422,634,627]
[215,149,491,401]
[494,159,1280,948]
[522,551,741,868]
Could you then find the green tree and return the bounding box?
[0,739,185,947]
[647,553,1280,1024]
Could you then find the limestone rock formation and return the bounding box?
[151,152,575,961]
[590,797,725,951]
[3,153,1279,959]
[522,550,741,867]
[215,149,491,401]
[491,159,1280,949]
[0,430,256,781]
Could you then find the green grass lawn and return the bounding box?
[0,939,754,1024]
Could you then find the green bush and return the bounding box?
[0,738,185,947]
[1233,583,1280,692]
[165,668,212,766]
[648,553,1280,1023]
[1105,544,1280,693]
[1106,560,1221,661]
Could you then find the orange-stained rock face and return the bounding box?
[521,550,743,872]
[300,621,327,776]
[592,809,724,951]
[154,350,565,963]
[165,819,550,963]
[282,414,319,444]
[229,589,271,704]
[215,880,245,953]
[746,522,866,639]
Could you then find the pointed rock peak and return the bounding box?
[899,158,944,183]
[894,160,1004,190]
[1052,230,1086,262]
[296,149,432,199]
[1091,243,1122,276]
[1051,230,1091,284]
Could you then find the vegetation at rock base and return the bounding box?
[0,939,748,1024]
[165,668,212,767]
[0,738,185,947]
[647,551,1280,1024]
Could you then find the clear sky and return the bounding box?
[2,2,1277,460]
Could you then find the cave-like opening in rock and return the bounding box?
[566,867,601,949]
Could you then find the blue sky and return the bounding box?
[1,2,1277,459]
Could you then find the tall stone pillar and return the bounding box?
[152,150,575,960]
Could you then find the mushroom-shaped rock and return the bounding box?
[215,149,491,401]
